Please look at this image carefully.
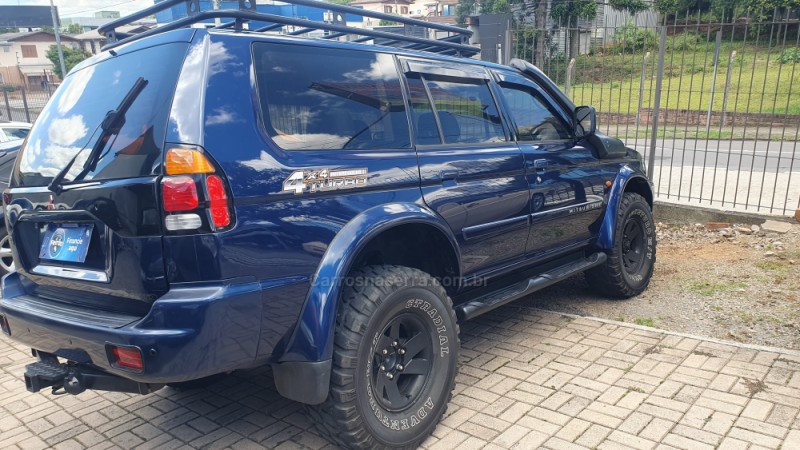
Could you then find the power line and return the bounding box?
[59,0,144,18]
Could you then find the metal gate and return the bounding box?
[513,8,800,215]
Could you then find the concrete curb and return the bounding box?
[528,306,800,357]
[653,200,797,225]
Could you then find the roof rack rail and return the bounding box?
[97,0,478,57]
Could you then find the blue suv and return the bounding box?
[0,1,655,448]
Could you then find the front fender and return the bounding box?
[597,167,652,250]
[278,203,460,363]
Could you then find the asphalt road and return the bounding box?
[625,138,799,173]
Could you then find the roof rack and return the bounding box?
[97,0,478,57]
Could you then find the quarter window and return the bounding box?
[499,83,571,141]
[253,43,411,151]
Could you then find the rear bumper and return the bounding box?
[0,272,264,384]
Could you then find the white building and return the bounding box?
[0,31,80,87]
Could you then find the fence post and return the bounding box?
[721,50,736,127]
[636,51,651,127]
[647,27,667,181]
[21,88,31,123]
[2,87,11,121]
[706,30,722,134]
[565,58,576,96]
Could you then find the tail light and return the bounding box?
[109,345,144,372]
[161,146,233,232]
[205,175,231,228]
[162,176,199,212]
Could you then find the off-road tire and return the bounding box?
[587,192,656,298]
[307,265,460,450]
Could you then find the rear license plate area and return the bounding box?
[39,224,94,263]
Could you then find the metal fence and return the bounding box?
[514,9,800,216]
[0,84,54,124]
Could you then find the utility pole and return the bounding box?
[213,0,221,26]
[49,0,67,80]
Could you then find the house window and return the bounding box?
[401,6,408,14]
[21,45,38,58]
[384,5,393,13]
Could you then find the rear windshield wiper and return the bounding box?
[48,77,149,194]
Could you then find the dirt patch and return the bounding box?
[523,221,800,350]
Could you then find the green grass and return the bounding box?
[688,280,748,297]
[634,317,656,327]
[539,40,800,116]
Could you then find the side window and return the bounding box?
[499,83,572,142]
[406,76,439,145]
[407,73,505,145]
[253,43,411,151]
[4,128,29,140]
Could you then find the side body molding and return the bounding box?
[597,166,653,250]
[278,203,461,363]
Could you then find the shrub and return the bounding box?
[779,48,800,65]
[612,21,657,52]
[668,32,702,51]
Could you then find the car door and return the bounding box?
[493,70,608,257]
[402,59,530,279]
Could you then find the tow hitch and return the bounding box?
[24,352,162,395]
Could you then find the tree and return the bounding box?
[551,0,598,61]
[64,23,83,34]
[46,45,92,79]
[456,0,512,24]
[608,0,651,16]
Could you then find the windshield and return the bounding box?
[13,43,188,187]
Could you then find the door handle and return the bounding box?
[527,159,548,174]
[439,169,459,181]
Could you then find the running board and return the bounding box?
[455,252,607,321]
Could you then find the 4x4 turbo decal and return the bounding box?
[282,168,368,194]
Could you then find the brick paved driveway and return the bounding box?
[2,306,800,450]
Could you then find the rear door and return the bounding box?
[4,38,192,315]
[493,70,607,257]
[402,59,530,278]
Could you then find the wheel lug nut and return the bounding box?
[398,349,405,355]
[382,349,388,355]
[386,373,394,380]
[397,364,404,371]
[380,365,385,371]
[392,341,398,347]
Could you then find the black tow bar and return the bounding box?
[24,352,162,395]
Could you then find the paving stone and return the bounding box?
[1,309,799,450]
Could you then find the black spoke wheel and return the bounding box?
[307,265,459,450]
[621,217,646,274]
[587,192,656,298]
[371,314,433,412]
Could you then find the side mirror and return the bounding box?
[574,106,596,140]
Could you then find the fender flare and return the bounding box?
[597,167,653,250]
[278,202,461,363]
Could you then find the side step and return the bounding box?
[455,252,607,321]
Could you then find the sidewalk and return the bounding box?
[2,306,799,449]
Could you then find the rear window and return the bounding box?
[14,43,188,187]
[253,43,411,151]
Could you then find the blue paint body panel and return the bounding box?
[0,26,652,395]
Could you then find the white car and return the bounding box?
[0,121,27,275]
[0,121,32,143]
